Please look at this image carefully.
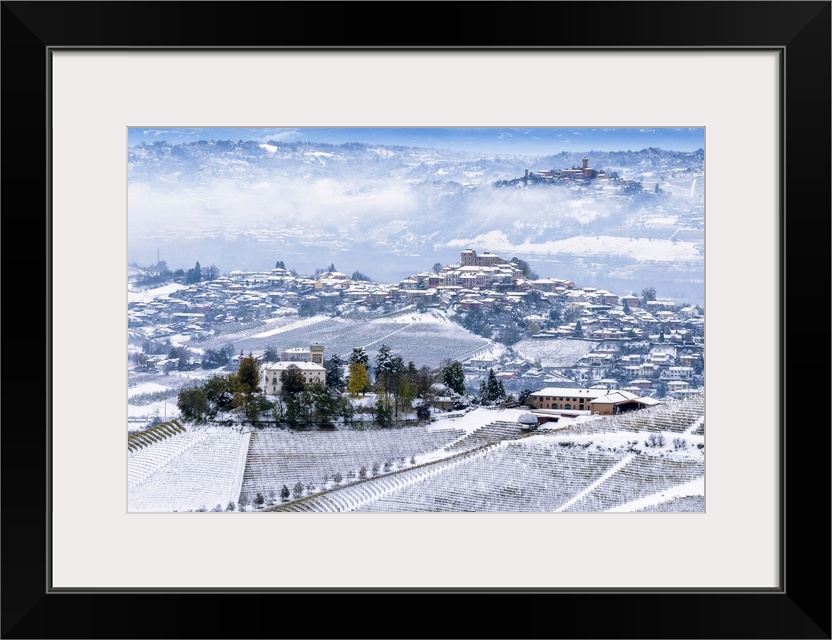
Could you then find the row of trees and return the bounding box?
[176,345,473,427]
[132,260,220,287]
[133,343,237,373]
[185,261,220,284]
[177,353,267,422]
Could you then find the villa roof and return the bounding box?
[590,391,640,404]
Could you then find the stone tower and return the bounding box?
[309,343,324,365]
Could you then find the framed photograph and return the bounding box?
[3,2,829,638]
[125,123,707,518]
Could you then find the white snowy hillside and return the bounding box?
[126,393,704,514]
[129,141,704,303]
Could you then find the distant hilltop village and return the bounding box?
[130,247,703,359]
[389,249,577,304]
[496,155,644,194]
[129,250,695,325]
[526,156,602,181]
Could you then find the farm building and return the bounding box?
[589,391,661,415]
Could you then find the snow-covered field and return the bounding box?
[428,406,527,435]
[127,370,218,429]
[127,382,169,398]
[128,427,249,512]
[126,395,705,513]
[182,314,491,369]
[249,315,330,339]
[512,338,596,368]
[127,282,188,303]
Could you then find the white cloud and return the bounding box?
[442,234,702,263]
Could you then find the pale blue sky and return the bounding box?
[128,127,704,155]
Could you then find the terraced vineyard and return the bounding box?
[561,455,704,512]
[239,426,466,506]
[556,393,706,436]
[635,495,705,512]
[351,443,623,513]
[127,419,186,453]
[128,428,249,512]
[270,436,703,514]
[184,314,491,369]
[512,337,596,368]
[127,392,706,513]
[443,420,528,453]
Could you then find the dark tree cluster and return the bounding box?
[201,345,234,369]
[177,353,268,423]
[478,368,507,405]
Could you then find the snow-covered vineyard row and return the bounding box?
[127,419,186,452]
[444,421,527,453]
[128,430,209,489]
[556,393,705,436]
[276,439,703,513]
[239,426,467,505]
[352,444,624,513]
[126,393,705,512]
[183,316,490,369]
[128,429,249,512]
[512,338,597,368]
[560,454,704,512]
[274,443,500,513]
[634,495,705,512]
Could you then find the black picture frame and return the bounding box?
[2,2,829,638]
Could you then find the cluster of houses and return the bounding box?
[399,250,704,348]
[462,339,702,401]
[128,248,703,402]
[129,248,702,349]
[497,155,655,200]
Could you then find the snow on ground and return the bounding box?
[127,369,222,430]
[523,429,705,459]
[370,309,453,325]
[413,407,700,467]
[462,342,507,362]
[643,215,679,227]
[249,315,329,339]
[513,338,595,368]
[128,400,179,419]
[127,382,169,398]
[428,407,526,434]
[168,334,200,349]
[127,282,187,303]
[349,393,379,410]
[606,476,705,512]
[127,401,180,434]
[129,368,222,388]
[348,393,421,421]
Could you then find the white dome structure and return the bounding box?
[518,413,539,427]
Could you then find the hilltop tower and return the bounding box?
[310,343,324,365]
[582,157,592,178]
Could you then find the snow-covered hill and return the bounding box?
[128,140,704,300]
